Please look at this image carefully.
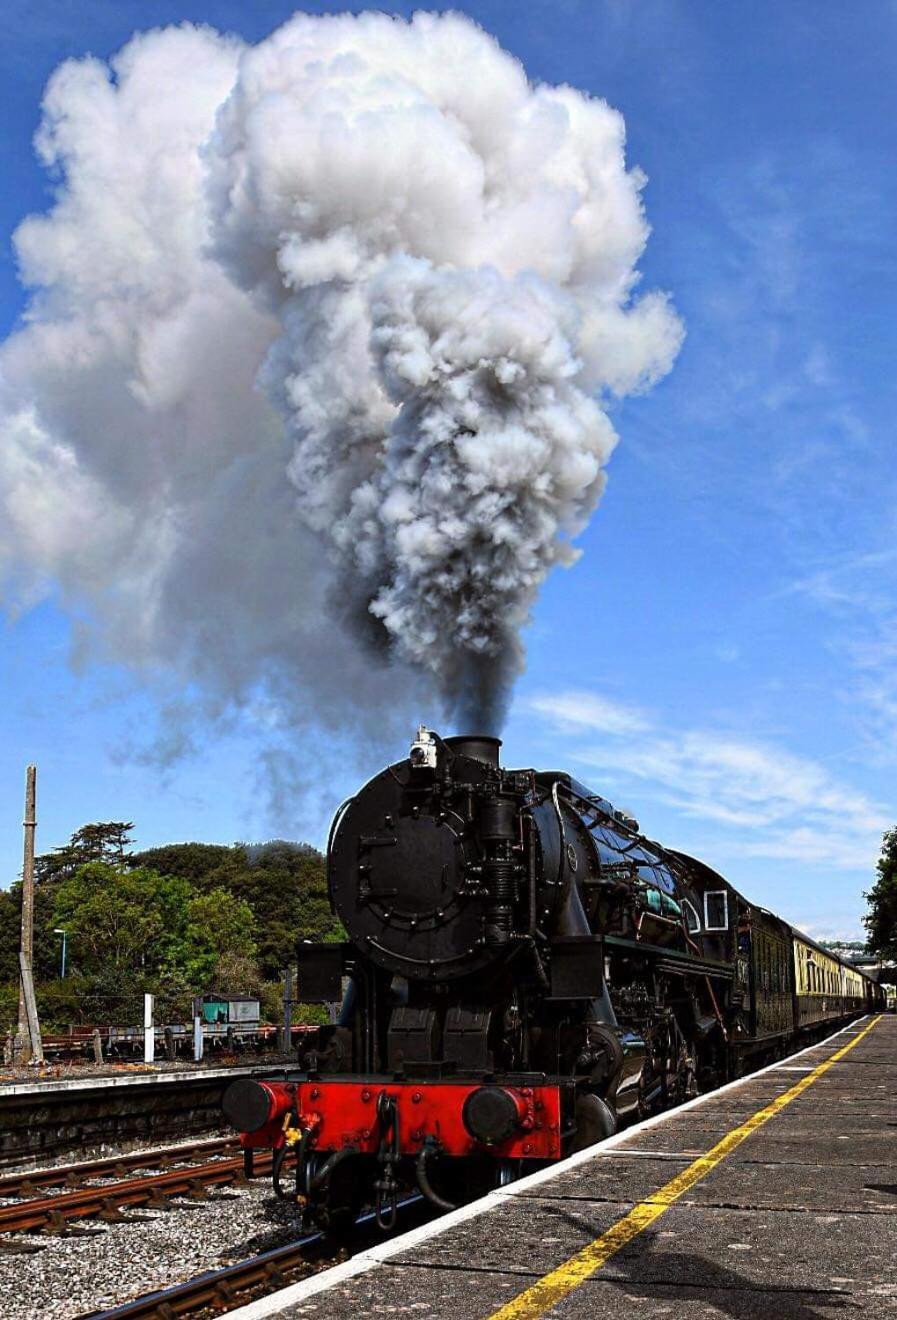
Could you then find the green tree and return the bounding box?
[131,842,237,888]
[864,829,897,960]
[131,839,340,979]
[213,950,264,996]
[183,888,257,986]
[0,822,138,992]
[238,840,342,975]
[0,878,69,982]
[0,888,19,984]
[52,863,194,977]
[36,822,134,884]
[1,825,341,1029]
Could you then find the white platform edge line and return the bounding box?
[225,1015,870,1318]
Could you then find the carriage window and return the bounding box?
[704,890,729,931]
[682,899,701,934]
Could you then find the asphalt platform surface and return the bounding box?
[229,1014,896,1319]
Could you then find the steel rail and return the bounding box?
[0,1138,239,1198]
[0,1152,273,1234]
[79,1197,426,1320]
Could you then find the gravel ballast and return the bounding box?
[0,1140,315,1319]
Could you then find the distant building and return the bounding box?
[201,994,260,1027]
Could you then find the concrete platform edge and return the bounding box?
[0,1065,275,1098]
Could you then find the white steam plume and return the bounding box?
[0,12,682,741]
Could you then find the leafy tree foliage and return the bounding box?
[1,823,337,1029]
[182,888,257,986]
[131,843,235,886]
[36,822,134,883]
[865,828,897,960]
[53,864,191,975]
[131,838,340,979]
[0,866,75,984]
[0,889,21,985]
[0,822,137,987]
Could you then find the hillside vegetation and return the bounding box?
[0,823,342,1030]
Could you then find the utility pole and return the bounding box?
[16,766,43,1063]
[281,966,294,1054]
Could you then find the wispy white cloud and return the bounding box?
[528,690,888,873]
[848,618,897,756]
[529,690,650,737]
[771,547,897,764]
[771,548,897,611]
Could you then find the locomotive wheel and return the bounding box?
[433,1154,523,1205]
[666,1016,699,1105]
[497,1159,522,1187]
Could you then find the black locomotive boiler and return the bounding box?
[223,728,884,1228]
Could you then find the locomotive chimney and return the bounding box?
[444,735,502,768]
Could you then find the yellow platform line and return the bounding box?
[489,1015,883,1320]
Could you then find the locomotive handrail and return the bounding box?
[550,779,567,891]
[326,796,354,863]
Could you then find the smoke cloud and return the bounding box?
[0,12,682,741]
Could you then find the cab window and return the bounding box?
[704,890,729,931]
[682,899,701,934]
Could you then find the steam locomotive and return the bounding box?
[223,728,884,1229]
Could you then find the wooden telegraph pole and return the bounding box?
[15,765,43,1064]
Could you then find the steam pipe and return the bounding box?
[415,1138,456,1211]
[310,1144,358,1190]
[526,813,537,937]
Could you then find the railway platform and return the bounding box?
[0,1065,274,1166]
[229,1013,896,1319]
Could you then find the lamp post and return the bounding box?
[53,928,67,979]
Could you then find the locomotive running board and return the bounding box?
[603,934,734,979]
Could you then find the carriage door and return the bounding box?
[735,906,754,1033]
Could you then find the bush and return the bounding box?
[36,976,95,1030]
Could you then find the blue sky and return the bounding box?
[1,1,895,939]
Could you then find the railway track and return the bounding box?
[0,1138,239,1198]
[0,1150,273,1235]
[78,1229,327,1318]
[78,1198,427,1320]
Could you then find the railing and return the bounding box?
[0,1022,319,1064]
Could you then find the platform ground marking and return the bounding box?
[488,1014,883,1320]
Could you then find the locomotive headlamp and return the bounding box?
[462,1086,527,1145]
[409,724,438,770]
